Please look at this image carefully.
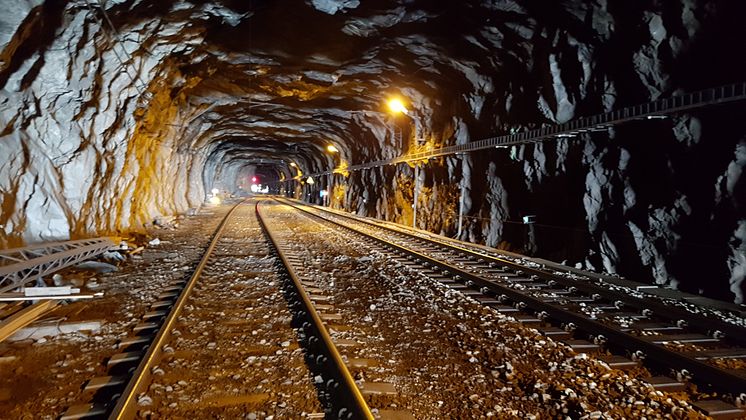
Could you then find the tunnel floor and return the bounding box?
[0,198,744,419]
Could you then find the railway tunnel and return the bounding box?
[1,0,746,418]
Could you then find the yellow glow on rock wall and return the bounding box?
[115,69,204,233]
[331,183,346,208]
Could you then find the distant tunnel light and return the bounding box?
[289,162,297,167]
[327,145,339,153]
[211,188,220,195]
[387,98,408,115]
[306,177,315,184]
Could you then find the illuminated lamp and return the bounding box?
[387,98,408,115]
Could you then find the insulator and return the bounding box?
[676,319,688,328]
[712,330,725,339]
[614,300,624,309]
[641,309,653,317]
[563,322,577,332]
[537,311,549,320]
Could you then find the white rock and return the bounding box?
[52,274,64,286]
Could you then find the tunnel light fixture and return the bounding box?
[306,177,315,184]
[387,98,408,115]
[211,188,219,195]
[327,145,339,153]
[289,162,297,167]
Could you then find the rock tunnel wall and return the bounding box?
[0,1,212,247]
[311,1,746,303]
[0,0,744,303]
[332,110,745,303]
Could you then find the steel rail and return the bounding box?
[257,199,374,420]
[283,200,746,394]
[294,200,746,350]
[108,202,245,419]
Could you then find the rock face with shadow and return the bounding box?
[0,0,744,302]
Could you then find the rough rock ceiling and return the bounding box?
[5,0,734,189]
[33,0,623,176]
[130,0,536,173]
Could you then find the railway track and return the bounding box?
[278,197,746,419]
[257,200,417,420]
[56,196,745,419]
[61,199,413,419]
[61,201,327,419]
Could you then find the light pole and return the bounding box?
[326,144,339,207]
[456,154,466,238]
[387,97,423,229]
[413,164,421,229]
[305,176,315,202]
[288,162,295,198]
